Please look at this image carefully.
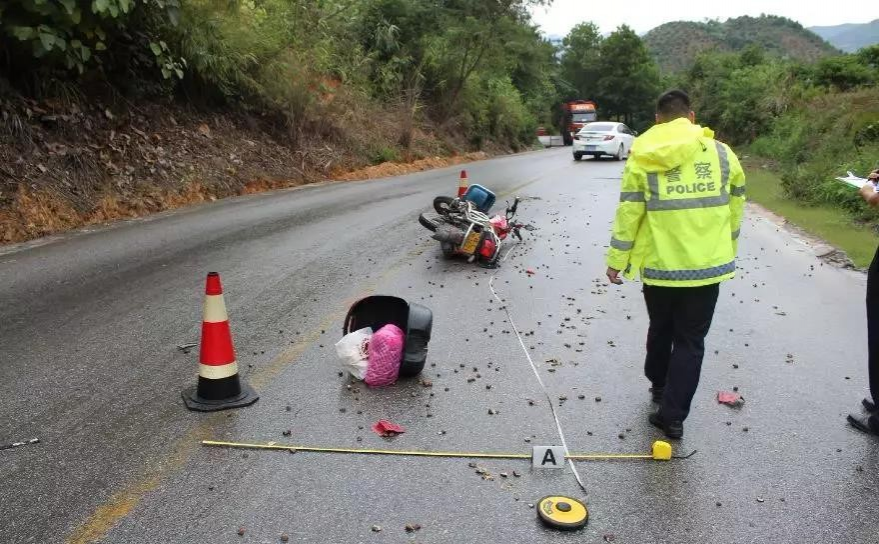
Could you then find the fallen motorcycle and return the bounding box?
[418,184,531,268]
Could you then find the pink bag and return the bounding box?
[365,324,405,387]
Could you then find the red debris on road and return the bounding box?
[372,419,406,437]
[717,391,744,407]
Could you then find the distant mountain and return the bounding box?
[644,15,839,73]
[809,20,879,53]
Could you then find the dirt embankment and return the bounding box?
[0,95,491,245]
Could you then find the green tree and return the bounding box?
[683,49,806,143]
[812,54,876,91]
[559,22,602,101]
[0,0,561,151]
[683,50,740,133]
[858,44,879,70]
[507,28,560,127]
[596,25,660,126]
[358,0,554,146]
[0,0,181,77]
[740,44,766,67]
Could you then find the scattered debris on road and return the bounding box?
[176,342,197,354]
[371,419,405,437]
[717,391,744,408]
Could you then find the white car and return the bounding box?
[572,122,636,161]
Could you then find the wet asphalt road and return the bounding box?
[2,147,878,543]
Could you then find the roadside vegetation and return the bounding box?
[0,0,672,148]
[1,3,877,253]
[745,166,877,267]
[0,0,560,151]
[0,0,669,243]
[0,0,562,242]
[674,44,879,260]
[556,22,661,130]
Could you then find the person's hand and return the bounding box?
[869,170,879,181]
[607,267,623,285]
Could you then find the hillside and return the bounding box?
[644,15,838,72]
[810,20,879,53]
[0,1,555,245]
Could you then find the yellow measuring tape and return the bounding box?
[202,439,675,461]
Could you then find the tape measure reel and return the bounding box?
[536,496,588,530]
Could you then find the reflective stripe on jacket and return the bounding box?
[606,118,746,287]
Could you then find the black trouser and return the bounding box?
[643,283,720,422]
[866,246,879,428]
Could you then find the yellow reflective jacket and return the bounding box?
[606,118,746,287]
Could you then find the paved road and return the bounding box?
[2,147,878,543]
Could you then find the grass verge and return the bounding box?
[745,165,878,268]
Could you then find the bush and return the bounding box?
[757,88,879,215]
[370,146,400,165]
[0,0,565,157]
[0,0,182,78]
[684,46,879,225]
[812,55,876,91]
[457,75,536,149]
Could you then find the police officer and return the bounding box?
[849,168,879,437]
[605,90,746,439]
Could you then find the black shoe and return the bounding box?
[863,398,877,413]
[649,411,683,439]
[848,413,879,437]
[650,386,664,404]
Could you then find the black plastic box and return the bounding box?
[343,295,433,378]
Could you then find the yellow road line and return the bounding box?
[67,424,216,544]
[66,253,419,543]
[65,178,544,542]
[201,440,658,461]
[493,175,546,200]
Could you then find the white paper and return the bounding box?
[836,171,876,191]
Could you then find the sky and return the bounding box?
[529,0,879,38]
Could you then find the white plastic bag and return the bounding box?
[335,327,372,380]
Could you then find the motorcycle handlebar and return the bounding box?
[507,197,520,218]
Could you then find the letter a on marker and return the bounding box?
[533,446,565,468]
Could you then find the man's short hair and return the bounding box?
[656,90,691,118]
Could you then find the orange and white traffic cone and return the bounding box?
[183,272,258,412]
[457,170,469,198]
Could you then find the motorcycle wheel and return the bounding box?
[433,196,456,215]
[419,212,442,232]
[480,252,500,269]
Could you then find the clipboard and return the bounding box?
[836,171,877,191]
